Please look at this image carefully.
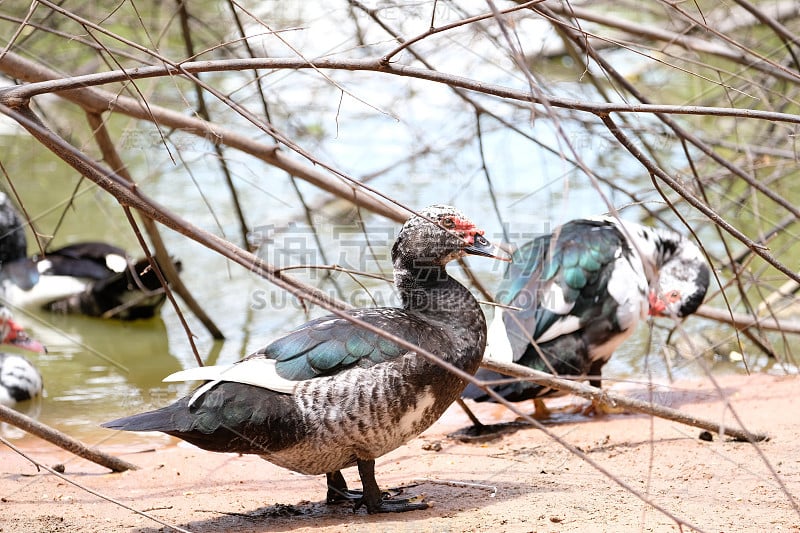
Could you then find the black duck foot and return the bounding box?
[326,470,362,504]
[325,469,401,506]
[451,398,536,442]
[354,493,429,514]
[327,487,400,504]
[352,459,430,514]
[327,487,365,504]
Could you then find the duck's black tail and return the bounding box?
[101,386,281,456]
[102,381,301,457]
[101,399,190,433]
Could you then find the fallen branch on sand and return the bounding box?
[477,359,768,442]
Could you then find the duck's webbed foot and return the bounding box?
[583,398,626,416]
[326,471,364,503]
[532,398,552,419]
[353,459,429,513]
[326,469,407,507]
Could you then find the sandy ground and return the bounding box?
[1,373,799,533]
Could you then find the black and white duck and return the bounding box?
[102,204,508,513]
[0,306,45,407]
[461,216,710,420]
[0,192,172,320]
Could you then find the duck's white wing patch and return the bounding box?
[105,254,128,273]
[186,379,222,407]
[606,252,648,329]
[36,259,53,274]
[539,283,576,316]
[164,364,234,382]
[164,358,299,394]
[484,309,514,363]
[535,315,582,344]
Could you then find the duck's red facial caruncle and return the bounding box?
[439,212,496,246]
[440,215,485,245]
[648,289,681,317]
[439,215,507,261]
[439,215,484,237]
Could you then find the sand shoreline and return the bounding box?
[1,373,798,532]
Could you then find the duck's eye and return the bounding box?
[669,290,680,302]
[441,217,455,229]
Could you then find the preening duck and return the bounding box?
[0,307,45,407]
[102,205,508,513]
[461,216,710,420]
[0,192,172,320]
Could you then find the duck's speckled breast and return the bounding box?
[259,352,458,475]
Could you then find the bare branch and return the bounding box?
[478,359,768,442]
[4,55,800,126]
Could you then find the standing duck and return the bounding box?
[102,205,507,513]
[461,216,710,420]
[0,192,172,320]
[0,307,46,407]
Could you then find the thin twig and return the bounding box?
[176,0,250,250]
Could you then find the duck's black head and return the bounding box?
[648,241,710,318]
[392,205,505,278]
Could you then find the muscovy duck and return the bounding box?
[102,205,508,514]
[0,192,172,320]
[461,216,710,419]
[0,307,46,407]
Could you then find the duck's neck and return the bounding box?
[393,258,485,347]
[615,220,688,281]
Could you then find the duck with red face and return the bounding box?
[461,216,709,423]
